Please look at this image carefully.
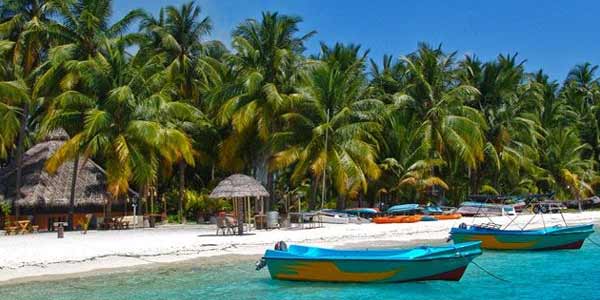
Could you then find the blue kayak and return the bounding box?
[345,208,379,215]
[423,205,444,214]
[421,215,438,221]
[387,204,420,214]
[259,242,482,283]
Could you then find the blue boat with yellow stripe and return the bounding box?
[450,223,594,250]
[257,241,482,283]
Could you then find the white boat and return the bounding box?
[457,201,516,216]
[312,210,369,224]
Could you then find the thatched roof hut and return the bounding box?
[209,174,269,198]
[0,130,109,208]
[209,174,269,235]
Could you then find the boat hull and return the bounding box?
[434,214,462,220]
[263,242,481,283]
[450,224,594,250]
[373,215,422,224]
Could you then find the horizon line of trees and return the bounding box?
[0,0,599,222]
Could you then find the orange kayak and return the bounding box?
[434,214,462,220]
[373,215,423,224]
[400,215,422,223]
[373,216,407,224]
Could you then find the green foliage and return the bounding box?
[1,202,11,227]
[0,1,598,214]
[184,189,231,218]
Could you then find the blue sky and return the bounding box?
[113,0,599,81]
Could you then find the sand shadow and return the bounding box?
[196,233,257,237]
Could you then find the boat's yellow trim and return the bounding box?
[463,234,538,250]
[276,261,400,282]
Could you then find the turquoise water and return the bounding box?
[2,233,600,300]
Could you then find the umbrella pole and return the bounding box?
[238,197,244,235]
[247,197,251,227]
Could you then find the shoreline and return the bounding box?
[1,211,598,286]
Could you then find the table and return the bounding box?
[255,214,266,230]
[53,222,69,238]
[17,220,30,234]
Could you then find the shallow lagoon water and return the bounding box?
[2,232,600,300]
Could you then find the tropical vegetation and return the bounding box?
[0,1,598,221]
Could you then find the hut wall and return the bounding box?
[5,211,128,231]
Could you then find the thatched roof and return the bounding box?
[209,174,269,198]
[0,131,110,208]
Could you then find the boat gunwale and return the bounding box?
[262,252,481,263]
[263,242,482,262]
[450,224,594,236]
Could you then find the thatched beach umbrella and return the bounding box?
[209,174,269,235]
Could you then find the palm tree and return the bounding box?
[375,104,436,203]
[0,0,60,74]
[140,1,212,222]
[538,127,595,210]
[0,0,61,218]
[397,44,486,197]
[562,63,600,163]
[218,12,315,208]
[368,54,407,102]
[458,54,543,193]
[532,70,576,130]
[0,79,27,159]
[32,0,144,226]
[398,159,448,203]
[45,39,195,219]
[140,1,211,101]
[270,43,382,209]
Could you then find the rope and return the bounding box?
[519,213,537,231]
[502,214,519,230]
[559,210,569,227]
[469,259,511,283]
[587,237,600,248]
[453,245,510,283]
[541,211,546,231]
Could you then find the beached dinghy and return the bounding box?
[256,241,482,283]
[450,223,594,250]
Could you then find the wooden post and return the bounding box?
[237,197,243,235]
[247,197,251,225]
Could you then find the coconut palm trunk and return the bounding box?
[178,160,185,223]
[105,195,113,219]
[336,194,346,210]
[67,153,80,230]
[310,175,319,209]
[267,172,274,210]
[13,104,28,220]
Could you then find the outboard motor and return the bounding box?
[255,258,267,271]
[274,241,288,251]
[459,222,467,229]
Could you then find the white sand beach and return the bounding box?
[1,211,599,284]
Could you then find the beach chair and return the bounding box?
[5,223,17,235]
[103,218,116,230]
[216,216,232,235]
[80,214,93,234]
[121,218,130,230]
[113,217,123,230]
[225,216,238,235]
